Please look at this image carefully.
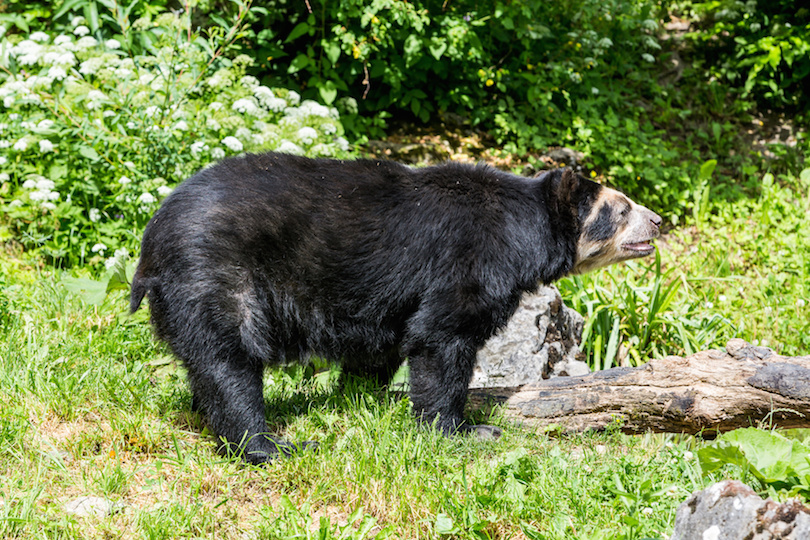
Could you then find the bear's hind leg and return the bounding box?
[186,345,314,464]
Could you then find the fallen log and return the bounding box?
[467,339,810,436]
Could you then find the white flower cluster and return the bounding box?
[104,247,129,270]
[191,141,209,156]
[222,136,243,152]
[21,175,59,210]
[0,18,353,267]
[296,127,318,145]
[276,140,304,155]
[232,97,262,117]
[287,100,338,120]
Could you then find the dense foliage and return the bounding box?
[248,0,694,205]
[682,0,810,114]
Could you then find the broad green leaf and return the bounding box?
[78,146,100,161]
[503,475,527,504]
[53,0,86,20]
[62,276,107,305]
[285,22,310,43]
[699,428,810,486]
[49,163,68,180]
[403,35,422,67]
[85,1,100,33]
[698,442,753,476]
[323,41,341,65]
[287,53,311,74]
[429,38,447,61]
[434,513,456,534]
[318,80,337,104]
[698,159,717,181]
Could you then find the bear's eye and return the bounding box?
[619,204,631,218]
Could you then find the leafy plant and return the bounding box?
[559,251,736,370]
[684,0,810,115]
[698,428,810,501]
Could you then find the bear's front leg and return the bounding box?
[407,341,502,440]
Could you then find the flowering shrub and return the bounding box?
[0,8,350,269]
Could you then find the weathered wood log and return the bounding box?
[467,339,810,436]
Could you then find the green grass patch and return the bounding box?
[0,256,711,539]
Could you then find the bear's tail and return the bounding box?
[130,266,149,313]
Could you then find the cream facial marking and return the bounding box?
[574,187,661,274]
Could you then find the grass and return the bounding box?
[1,164,810,538]
[0,257,703,540]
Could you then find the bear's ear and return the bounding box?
[556,168,580,207]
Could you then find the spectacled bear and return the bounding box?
[130,152,662,464]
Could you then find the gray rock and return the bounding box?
[470,286,587,388]
[544,147,584,167]
[64,496,119,518]
[671,480,810,540]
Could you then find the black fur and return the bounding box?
[584,202,618,242]
[131,153,601,464]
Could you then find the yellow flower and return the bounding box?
[590,170,597,178]
[352,44,361,59]
[371,16,379,24]
[486,79,494,87]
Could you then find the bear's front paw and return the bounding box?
[237,438,319,464]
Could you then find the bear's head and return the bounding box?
[542,168,662,274]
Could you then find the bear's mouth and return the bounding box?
[622,240,656,256]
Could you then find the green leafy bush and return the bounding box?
[684,0,810,115]
[0,5,349,269]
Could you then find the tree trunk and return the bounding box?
[467,339,810,436]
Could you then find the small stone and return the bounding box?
[64,496,116,518]
[671,480,810,539]
[561,360,591,377]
